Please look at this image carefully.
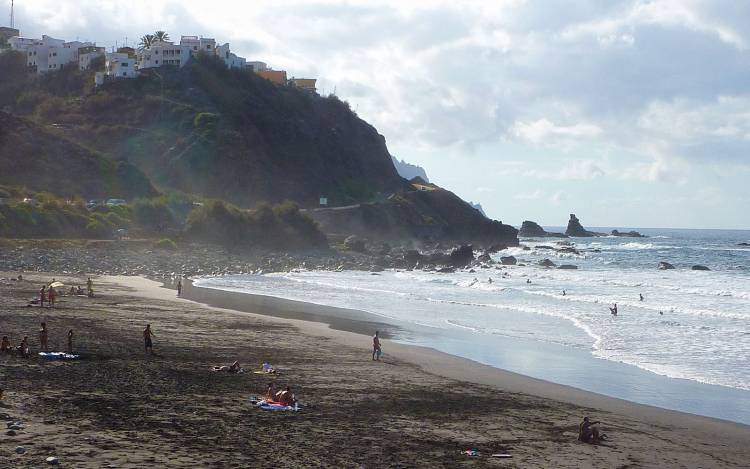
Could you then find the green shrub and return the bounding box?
[185,200,327,250]
[154,238,177,250]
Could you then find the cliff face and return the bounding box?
[309,186,519,247]
[0,54,407,207]
[391,157,429,182]
[0,111,155,199]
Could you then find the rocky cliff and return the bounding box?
[519,220,567,238]
[391,157,429,182]
[565,214,598,237]
[309,185,518,247]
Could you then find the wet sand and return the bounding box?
[1,273,749,468]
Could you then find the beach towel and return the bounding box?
[38,352,79,360]
[252,399,299,412]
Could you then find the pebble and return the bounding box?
[15,446,26,454]
[6,429,17,436]
[46,456,60,465]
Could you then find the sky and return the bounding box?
[8,0,750,229]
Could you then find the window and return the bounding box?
[193,46,197,50]
[155,60,159,64]
[123,72,127,76]
[122,63,129,67]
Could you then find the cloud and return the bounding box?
[510,119,602,145]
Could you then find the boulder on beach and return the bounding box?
[658,261,675,270]
[519,220,567,238]
[565,214,597,237]
[500,256,517,265]
[477,253,492,263]
[691,265,710,271]
[538,258,556,267]
[486,243,508,253]
[437,267,455,273]
[404,250,424,265]
[557,264,578,269]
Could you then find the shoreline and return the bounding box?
[167,276,749,434]
[3,272,749,467]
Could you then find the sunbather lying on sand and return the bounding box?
[211,360,242,373]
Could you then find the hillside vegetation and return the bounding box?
[0,51,407,207]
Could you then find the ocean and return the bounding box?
[194,228,750,424]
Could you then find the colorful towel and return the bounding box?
[38,352,79,360]
[253,399,298,412]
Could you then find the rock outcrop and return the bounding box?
[658,261,675,270]
[691,265,710,271]
[538,258,556,267]
[519,220,567,238]
[611,229,645,238]
[565,214,597,237]
[449,245,474,267]
[500,256,517,265]
[557,264,578,269]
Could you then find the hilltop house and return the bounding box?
[289,77,317,93]
[78,45,105,70]
[8,35,95,74]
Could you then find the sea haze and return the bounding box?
[195,228,750,424]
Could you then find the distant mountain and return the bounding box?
[391,157,429,182]
[469,202,486,217]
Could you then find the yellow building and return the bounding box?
[289,78,317,93]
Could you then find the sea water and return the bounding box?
[195,228,750,424]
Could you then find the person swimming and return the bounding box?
[639,293,644,301]
[562,290,566,296]
[609,303,618,316]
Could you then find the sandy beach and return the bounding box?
[1,273,749,468]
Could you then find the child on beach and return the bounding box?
[39,285,46,307]
[1,336,10,353]
[17,336,30,358]
[87,277,93,295]
[39,322,49,352]
[578,416,606,444]
[144,324,155,354]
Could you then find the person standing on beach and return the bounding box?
[39,322,49,352]
[39,285,46,307]
[177,278,182,297]
[48,286,56,307]
[87,277,93,295]
[144,324,155,354]
[67,329,74,354]
[372,331,382,361]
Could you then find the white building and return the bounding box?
[136,40,191,70]
[105,52,137,79]
[246,61,268,73]
[8,35,94,74]
[79,47,105,71]
[179,35,216,54]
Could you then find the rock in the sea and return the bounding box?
[437,267,456,273]
[611,229,645,238]
[404,250,424,266]
[477,253,492,263]
[738,242,750,246]
[343,235,366,252]
[538,258,556,267]
[557,264,578,269]
[15,446,26,454]
[500,256,517,265]
[565,214,596,237]
[519,220,567,238]
[692,265,710,271]
[486,244,508,253]
[46,456,60,465]
[449,245,474,267]
[658,261,675,270]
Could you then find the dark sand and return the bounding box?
[1,273,749,468]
